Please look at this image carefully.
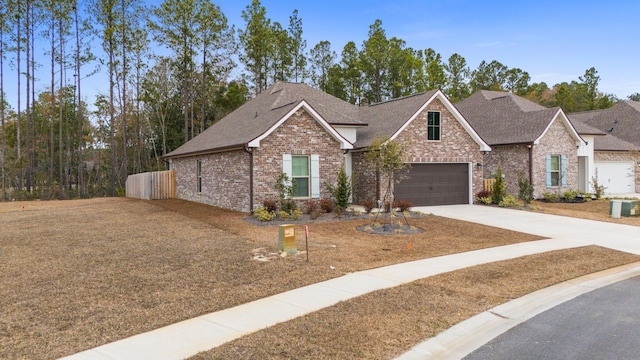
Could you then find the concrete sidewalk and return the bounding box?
[61,205,640,360]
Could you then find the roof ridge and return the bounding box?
[368,90,436,107]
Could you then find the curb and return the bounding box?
[395,261,640,360]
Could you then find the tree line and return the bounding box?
[0,0,635,201]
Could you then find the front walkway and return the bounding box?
[61,206,640,360]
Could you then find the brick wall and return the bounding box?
[352,98,484,204]
[532,119,579,198]
[595,151,640,192]
[252,108,345,210]
[351,151,378,204]
[484,120,579,199]
[172,149,251,212]
[483,145,530,197]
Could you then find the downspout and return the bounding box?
[244,146,254,213]
[528,143,534,185]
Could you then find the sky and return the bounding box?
[3,0,640,113]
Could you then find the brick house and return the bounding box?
[164,82,490,212]
[457,91,586,199]
[569,101,640,194]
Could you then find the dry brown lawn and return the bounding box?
[194,247,640,359]
[531,199,640,226]
[0,198,635,359]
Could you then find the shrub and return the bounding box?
[517,176,534,205]
[325,164,352,209]
[278,210,291,220]
[333,205,345,218]
[563,189,579,201]
[254,207,275,221]
[309,209,322,220]
[491,167,506,204]
[291,209,303,220]
[543,192,559,202]
[478,196,493,205]
[275,173,296,214]
[320,198,333,213]
[499,195,519,207]
[394,199,412,212]
[591,172,605,199]
[263,199,278,213]
[362,200,376,214]
[476,190,491,199]
[305,200,319,214]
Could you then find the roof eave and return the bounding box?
[163,144,247,160]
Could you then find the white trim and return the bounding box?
[310,154,320,198]
[534,109,585,147]
[388,90,491,152]
[248,100,353,149]
[402,161,474,205]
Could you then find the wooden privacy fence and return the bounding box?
[126,170,175,200]
[483,178,496,193]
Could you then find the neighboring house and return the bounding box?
[569,103,640,194]
[164,82,490,212]
[456,91,586,199]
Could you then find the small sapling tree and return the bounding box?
[365,137,410,226]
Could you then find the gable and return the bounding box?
[357,90,490,152]
[535,110,583,147]
[247,100,352,149]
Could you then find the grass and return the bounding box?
[193,247,640,359]
[531,199,640,226]
[0,197,637,359]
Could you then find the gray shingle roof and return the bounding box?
[593,134,640,151]
[456,90,568,145]
[165,82,489,158]
[567,117,605,135]
[581,101,640,147]
[165,82,364,158]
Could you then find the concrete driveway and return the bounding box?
[414,204,640,255]
[397,204,640,360]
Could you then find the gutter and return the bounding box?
[243,146,254,213]
[528,143,534,185]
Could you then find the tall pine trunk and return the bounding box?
[49,7,55,198]
[120,0,127,186]
[74,2,85,198]
[0,11,5,201]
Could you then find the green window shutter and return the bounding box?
[545,155,552,188]
[311,154,320,198]
[282,154,293,189]
[561,155,567,187]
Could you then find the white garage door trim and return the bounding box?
[594,161,634,194]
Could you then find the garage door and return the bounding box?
[394,163,469,206]
[594,161,634,194]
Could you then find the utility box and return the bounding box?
[610,200,639,217]
[278,224,297,254]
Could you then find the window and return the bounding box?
[427,111,441,141]
[546,155,566,188]
[197,160,203,193]
[292,156,309,197]
[549,155,560,186]
[283,154,319,198]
